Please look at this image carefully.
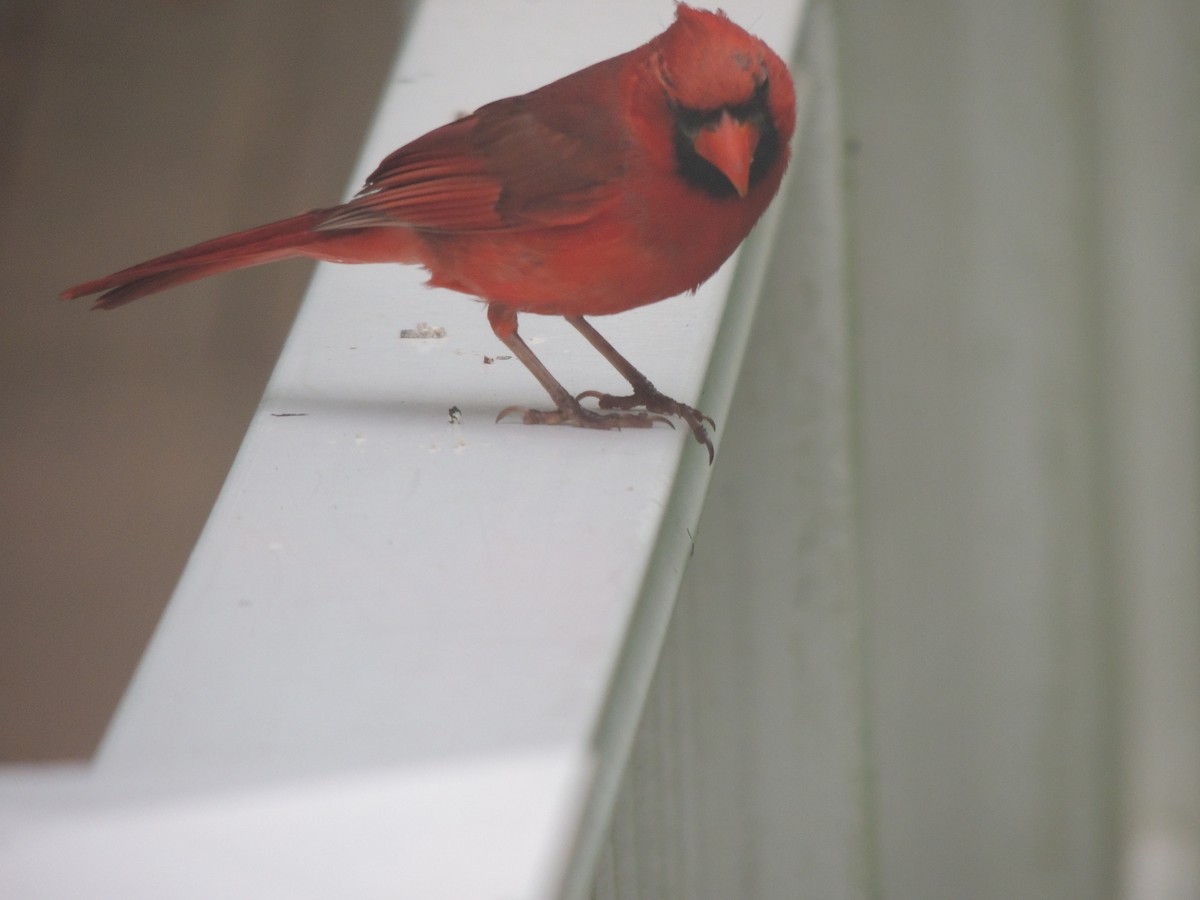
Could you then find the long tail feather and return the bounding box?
[60,209,331,309]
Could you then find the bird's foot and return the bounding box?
[577,387,715,463]
[496,396,673,433]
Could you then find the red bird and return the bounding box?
[61,4,796,461]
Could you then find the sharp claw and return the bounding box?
[573,385,714,459]
[497,405,561,425]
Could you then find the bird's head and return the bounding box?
[652,3,796,199]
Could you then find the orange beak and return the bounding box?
[692,110,760,198]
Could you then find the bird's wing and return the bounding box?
[319,85,627,234]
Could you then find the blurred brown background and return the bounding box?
[0,2,408,761]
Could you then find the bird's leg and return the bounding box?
[488,304,672,434]
[566,316,715,462]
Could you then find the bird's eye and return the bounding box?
[670,102,722,137]
[669,75,771,138]
[728,77,770,125]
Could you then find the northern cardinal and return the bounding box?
[61,4,796,462]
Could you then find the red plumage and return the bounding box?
[61,4,796,460]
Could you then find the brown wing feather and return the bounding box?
[319,60,628,235]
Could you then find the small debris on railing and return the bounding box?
[482,355,512,364]
[269,412,308,417]
[399,322,447,339]
[448,406,462,424]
